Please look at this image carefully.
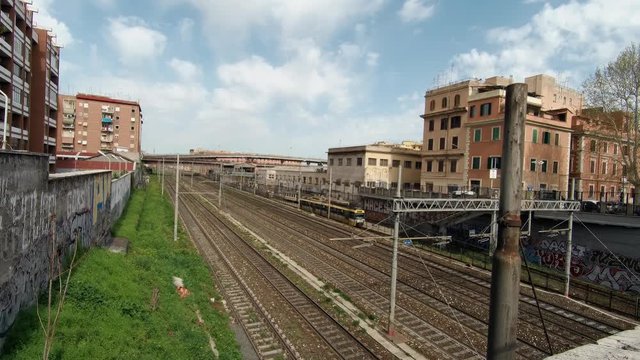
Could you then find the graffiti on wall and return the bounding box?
[92,173,111,225]
[524,237,640,294]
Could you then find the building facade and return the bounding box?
[57,93,143,159]
[0,1,61,168]
[29,28,60,169]
[570,113,636,202]
[420,74,576,195]
[328,141,422,191]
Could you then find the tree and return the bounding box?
[583,43,640,207]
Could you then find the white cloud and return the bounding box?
[450,0,640,84]
[178,18,195,42]
[168,58,202,80]
[31,0,74,46]
[398,0,436,23]
[106,17,167,66]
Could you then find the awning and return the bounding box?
[102,117,112,123]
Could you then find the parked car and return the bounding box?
[452,190,476,198]
[581,200,600,212]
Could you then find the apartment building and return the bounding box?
[256,166,328,193]
[57,93,143,159]
[0,2,35,148]
[570,112,636,202]
[29,28,60,169]
[328,141,422,191]
[465,89,572,193]
[421,74,575,194]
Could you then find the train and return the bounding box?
[297,198,366,228]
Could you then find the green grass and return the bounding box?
[1,178,241,360]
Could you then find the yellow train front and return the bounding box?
[299,198,366,228]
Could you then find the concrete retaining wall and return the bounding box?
[0,151,133,351]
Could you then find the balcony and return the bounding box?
[0,37,10,58]
[45,136,56,146]
[100,135,113,143]
[101,125,114,133]
[100,143,112,150]
[101,105,115,114]
[0,64,10,83]
[47,116,57,128]
[2,0,14,7]
[15,2,24,21]
[0,11,11,32]
[61,135,74,144]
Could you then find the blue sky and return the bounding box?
[33,0,640,158]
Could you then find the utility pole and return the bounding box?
[218,173,223,208]
[487,83,526,359]
[388,165,402,337]
[161,157,165,195]
[191,161,194,187]
[327,168,332,218]
[297,165,302,209]
[564,178,576,296]
[173,154,180,242]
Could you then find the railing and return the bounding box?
[412,240,640,320]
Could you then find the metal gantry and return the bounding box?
[392,198,580,213]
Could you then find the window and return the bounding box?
[614,144,619,155]
[623,165,628,175]
[368,158,376,166]
[415,161,422,170]
[601,142,608,153]
[553,161,559,174]
[14,38,23,58]
[429,119,434,131]
[454,94,460,107]
[612,163,617,175]
[492,127,500,141]
[474,129,482,142]
[588,185,594,198]
[391,182,398,189]
[12,86,21,104]
[440,118,448,130]
[380,159,389,166]
[438,160,445,172]
[426,161,433,172]
[530,158,537,172]
[346,158,352,166]
[439,138,446,150]
[429,100,435,111]
[329,159,334,166]
[338,158,343,166]
[392,160,400,167]
[450,160,457,173]
[590,140,596,152]
[472,157,481,170]
[542,131,550,144]
[480,103,492,116]
[532,129,538,143]
[428,139,433,151]
[488,156,501,169]
[601,161,607,175]
[404,160,412,169]
[451,136,459,149]
[357,157,363,166]
[450,116,461,128]
[541,160,547,173]
[554,133,559,146]
[469,105,476,118]
[590,160,595,173]
[442,97,448,108]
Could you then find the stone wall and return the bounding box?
[0,151,132,351]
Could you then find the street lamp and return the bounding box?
[1,90,8,150]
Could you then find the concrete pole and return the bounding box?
[191,162,194,187]
[218,174,223,208]
[527,211,532,236]
[254,171,257,195]
[327,168,333,218]
[487,83,526,360]
[490,211,498,255]
[161,158,165,195]
[564,212,574,297]
[298,166,302,209]
[388,165,403,337]
[173,154,180,242]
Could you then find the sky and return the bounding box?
[32,0,640,158]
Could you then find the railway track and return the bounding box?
[168,179,383,359]
[197,179,636,359]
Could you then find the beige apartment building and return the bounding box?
[57,94,143,159]
[420,74,578,194]
[328,141,422,190]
